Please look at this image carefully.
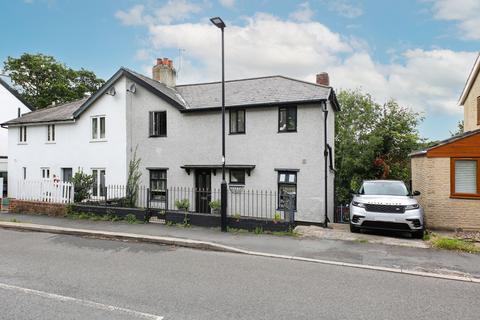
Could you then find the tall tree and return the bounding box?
[3,53,105,109]
[335,90,424,205]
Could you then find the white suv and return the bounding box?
[349,180,424,239]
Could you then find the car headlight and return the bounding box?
[352,201,366,208]
[405,204,420,210]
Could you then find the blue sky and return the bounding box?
[1,0,479,140]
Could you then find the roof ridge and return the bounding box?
[277,75,332,89]
[175,75,283,87]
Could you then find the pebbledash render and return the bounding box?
[1,59,339,223]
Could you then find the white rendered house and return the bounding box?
[0,78,32,196]
[2,59,339,223]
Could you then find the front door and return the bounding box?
[62,168,73,182]
[195,170,211,213]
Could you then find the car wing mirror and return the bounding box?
[412,190,421,196]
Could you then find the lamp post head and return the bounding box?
[210,16,226,29]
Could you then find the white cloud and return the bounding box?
[135,48,151,61]
[115,0,202,26]
[219,0,235,9]
[430,0,480,40]
[325,0,363,18]
[290,2,314,22]
[117,9,476,116]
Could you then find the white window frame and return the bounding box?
[92,168,106,198]
[47,124,55,142]
[91,116,106,141]
[19,126,27,143]
[41,167,50,179]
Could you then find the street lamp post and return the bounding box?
[210,16,228,232]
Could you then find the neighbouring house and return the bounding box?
[1,58,339,223]
[410,54,480,231]
[0,77,33,197]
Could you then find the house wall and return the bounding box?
[0,82,31,159]
[7,77,128,198]
[126,79,335,223]
[411,156,480,231]
[463,71,480,132]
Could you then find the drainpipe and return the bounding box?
[322,101,328,228]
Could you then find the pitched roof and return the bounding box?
[409,128,480,157]
[2,68,339,126]
[459,53,480,106]
[0,77,34,111]
[176,75,336,110]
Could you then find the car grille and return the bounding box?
[361,221,411,231]
[365,204,405,213]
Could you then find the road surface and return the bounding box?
[0,229,478,319]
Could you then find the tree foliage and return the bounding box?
[3,53,104,109]
[335,90,425,205]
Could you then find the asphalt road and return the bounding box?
[0,229,479,320]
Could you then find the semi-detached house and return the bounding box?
[1,59,339,223]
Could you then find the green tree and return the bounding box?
[72,170,94,203]
[450,120,464,137]
[3,53,104,109]
[335,90,424,205]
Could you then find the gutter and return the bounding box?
[1,119,76,128]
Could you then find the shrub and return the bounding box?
[124,213,138,224]
[175,199,190,211]
[72,171,94,203]
[209,200,221,210]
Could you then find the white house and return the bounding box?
[1,59,339,223]
[0,78,32,196]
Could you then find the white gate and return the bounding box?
[17,179,74,204]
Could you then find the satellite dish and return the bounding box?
[106,87,116,96]
[127,83,136,93]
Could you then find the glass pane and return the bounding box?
[287,108,296,130]
[92,170,98,196]
[99,170,106,196]
[279,173,286,182]
[455,160,477,194]
[230,111,237,133]
[288,173,296,183]
[92,118,98,139]
[230,169,245,184]
[237,110,245,132]
[52,125,55,141]
[100,117,105,139]
[47,125,51,141]
[279,109,287,131]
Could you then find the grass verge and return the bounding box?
[431,236,479,254]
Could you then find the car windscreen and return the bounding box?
[360,181,409,196]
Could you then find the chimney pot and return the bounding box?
[156,58,162,65]
[316,72,330,86]
[152,57,176,87]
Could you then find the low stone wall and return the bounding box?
[72,204,147,221]
[9,199,68,217]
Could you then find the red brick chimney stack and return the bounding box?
[316,72,330,86]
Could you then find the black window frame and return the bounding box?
[229,169,246,185]
[229,108,246,134]
[149,169,167,201]
[149,111,167,137]
[278,106,297,133]
[277,171,297,210]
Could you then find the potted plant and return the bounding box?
[209,200,221,214]
[273,212,282,224]
[175,199,190,212]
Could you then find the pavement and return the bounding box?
[1,212,479,282]
[1,229,479,320]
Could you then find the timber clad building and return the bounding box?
[411,54,480,231]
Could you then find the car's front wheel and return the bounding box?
[412,229,424,239]
[350,223,360,233]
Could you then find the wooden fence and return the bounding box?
[17,179,74,204]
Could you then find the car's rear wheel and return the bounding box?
[350,223,360,233]
[412,229,424,239]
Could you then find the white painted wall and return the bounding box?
[127,79,336,223]
[7,77,128,198]
[0,82,31,158]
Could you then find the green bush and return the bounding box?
[209,200,221,210]
[175,199,190,211]
[72,171,94,203]
[124,214,138,224]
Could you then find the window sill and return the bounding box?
[17,142,28,145]
[229,132,246,135]
[90,139,107,143]
[450,194,480,200]
[45,141,56,144]
[229,183,245,186]
[277,130,297,133]
[149,135,167,138]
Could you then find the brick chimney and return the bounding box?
[152,57,176,87]
[316,72,329,86]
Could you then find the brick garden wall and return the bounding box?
[9,199,68,217]
[411,156,480,231]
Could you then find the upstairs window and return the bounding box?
[19,126,27,142]
[149,111,167,137]
[278,106,297,132]
[47,124,55,142]
[91,116,106,140]
[452,158,480,198]
[229,109,246,134]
